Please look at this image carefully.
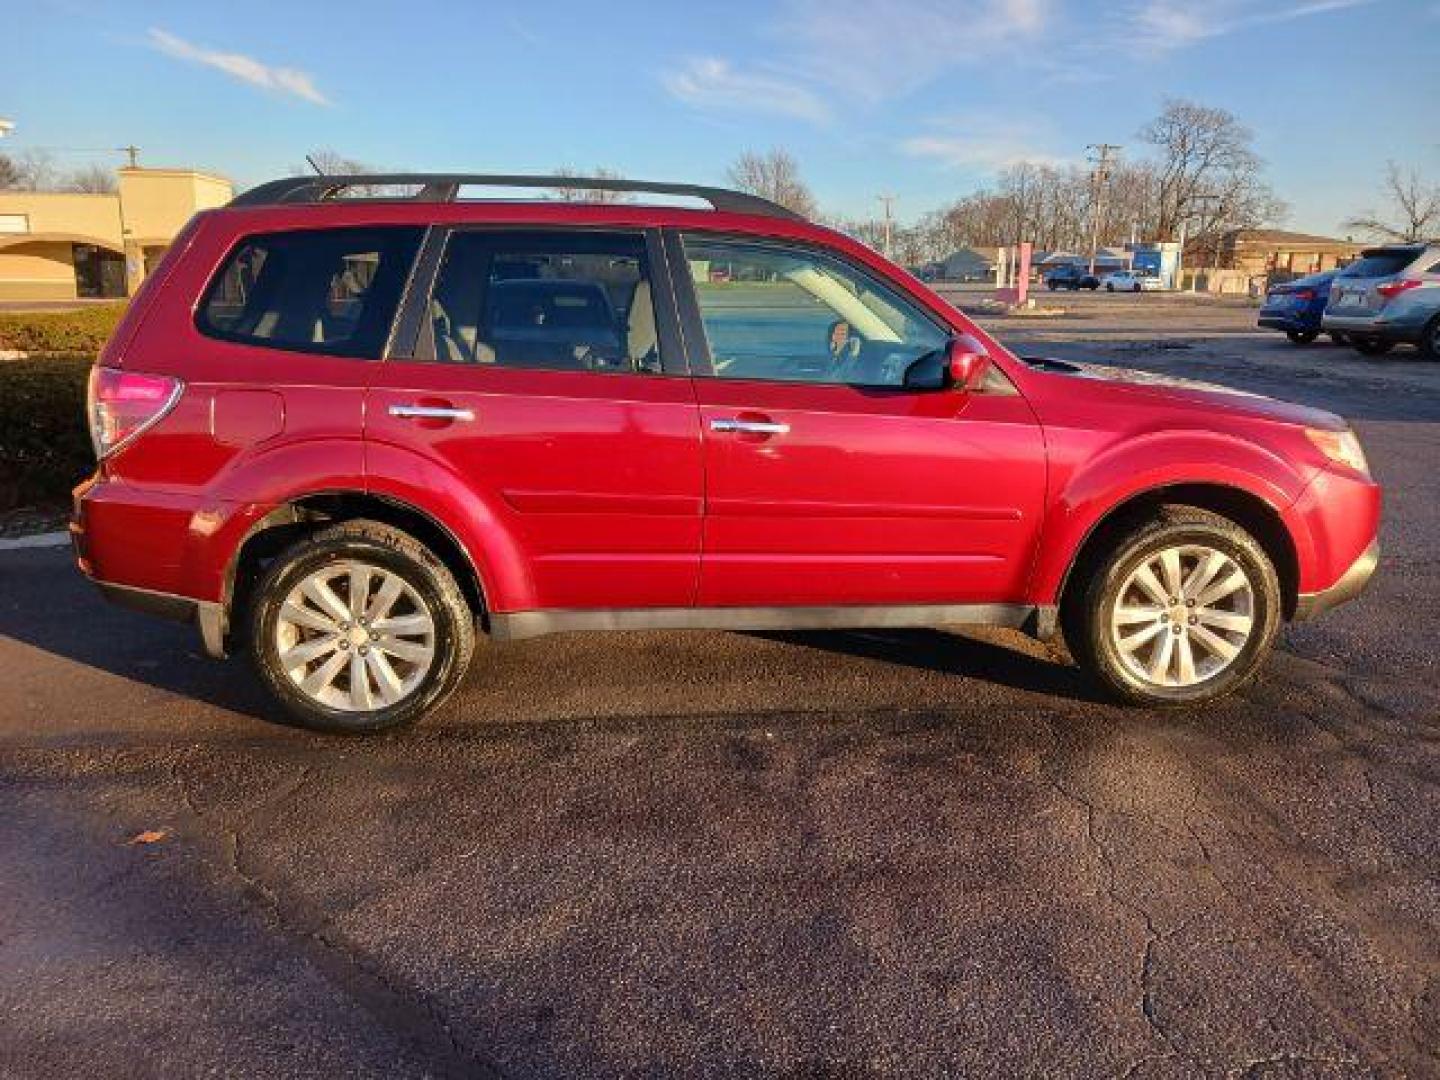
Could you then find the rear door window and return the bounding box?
[199,226,423,357]
[423,230,666,373]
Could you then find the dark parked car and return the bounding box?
[74,173,1380,732]
[1258,270,1341,345]
[1045,265,1099,290]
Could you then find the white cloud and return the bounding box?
[1128,0,1375,53]
[901,115,1068,172]
[661,57,831,125]
[776,0,1052,101]
[147,28,331,106]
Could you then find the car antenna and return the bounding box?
[304,154,326,176]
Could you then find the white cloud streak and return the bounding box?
[1129,0,1375,52]
[146,28,331,106]
[901,115,1069,172]
[661,57,831,124]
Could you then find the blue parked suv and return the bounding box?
[1258,270,1341,345]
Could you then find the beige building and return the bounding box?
[0,167,232,301]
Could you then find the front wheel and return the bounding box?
[248,520,476,733]
[1106,284,1115,292]
[1064,507,1281,706]
[1286,330,1319,345]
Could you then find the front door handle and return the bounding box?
[388,404,475,422]
[710,417,790,435]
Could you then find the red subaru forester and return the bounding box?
[73,174,1381,733]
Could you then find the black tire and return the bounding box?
[1328,332,1349,345]
[1286,330,1319,345]
[1048,281,1058,291]
[1106,284,1115,292]
[1353,337,1394,356]
[1420,315,1440,362]
[248,520,476,734]
[1063,506,1282,707]
[1133,283,1142,293]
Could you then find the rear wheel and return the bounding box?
[1286,330,1319,345]
[1420,315,1440,362]
[1328,331,1349,345]
[1354,337,1394,356]
[1133,283,1142,293]
[1106,284,1115,292]
[248,520,475,733]
[1064,507,1281,706]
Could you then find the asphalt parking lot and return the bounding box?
[2,292,1437,1078]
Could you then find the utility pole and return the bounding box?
[877,193,897,259]
[1085,143,1121,275]
[118,144,140,168]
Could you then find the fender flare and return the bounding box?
[1028,430,1317,608]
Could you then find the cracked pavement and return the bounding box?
[2,291,1437,1077]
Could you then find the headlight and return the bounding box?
[1306,427,1370,477]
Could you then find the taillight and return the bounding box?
[87,366,183,459]
[1293,289,1315,301]
[1376,278,1422,300]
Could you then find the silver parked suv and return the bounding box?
[1322,243,1440,359]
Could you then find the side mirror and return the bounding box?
[946,337,990,391]
[902,337,992,391]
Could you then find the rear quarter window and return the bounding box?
[198,226,423,357]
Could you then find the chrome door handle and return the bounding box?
[710,418,790,435]
[388,404,475,422]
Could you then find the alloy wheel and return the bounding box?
[1109,544,1255,688]
[274,560,436,711]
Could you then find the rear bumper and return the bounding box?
[89,578,229,657]
[1258,315,1319,332]
[1321,314,1425,342]
[1293,539,1378,621]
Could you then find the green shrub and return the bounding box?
[0,304,126,355]
[0,354,94,511]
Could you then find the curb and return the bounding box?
[0,531,70,551]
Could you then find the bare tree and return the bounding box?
[726,149,818,218]
[1344,162,1440,243]
[1139,99,1284,242]
[65,163,117,194]
[548,167,633,203]
[0,150,58,191]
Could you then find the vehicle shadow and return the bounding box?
[744,627,1107,704]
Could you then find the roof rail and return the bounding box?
[228,173,805,220]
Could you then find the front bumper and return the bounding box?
[1293,539,1379,621]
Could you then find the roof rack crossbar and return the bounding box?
[229,173,804,220]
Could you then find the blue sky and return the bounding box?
[4,0,1437,234]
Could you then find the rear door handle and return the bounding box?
[388,404,475,422]
[710,418,790,435]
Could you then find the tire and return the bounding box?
[1106,284,1115,292]
[1353,337,1394,356]
[1420,315,1440,362]
[248,520,476,734]
[1063,506,1282,707]
[1328,332,1349,345]
[1286,330,1319,345]
[1133,284,1142,293]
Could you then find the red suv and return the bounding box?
[73,174,1381,732]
